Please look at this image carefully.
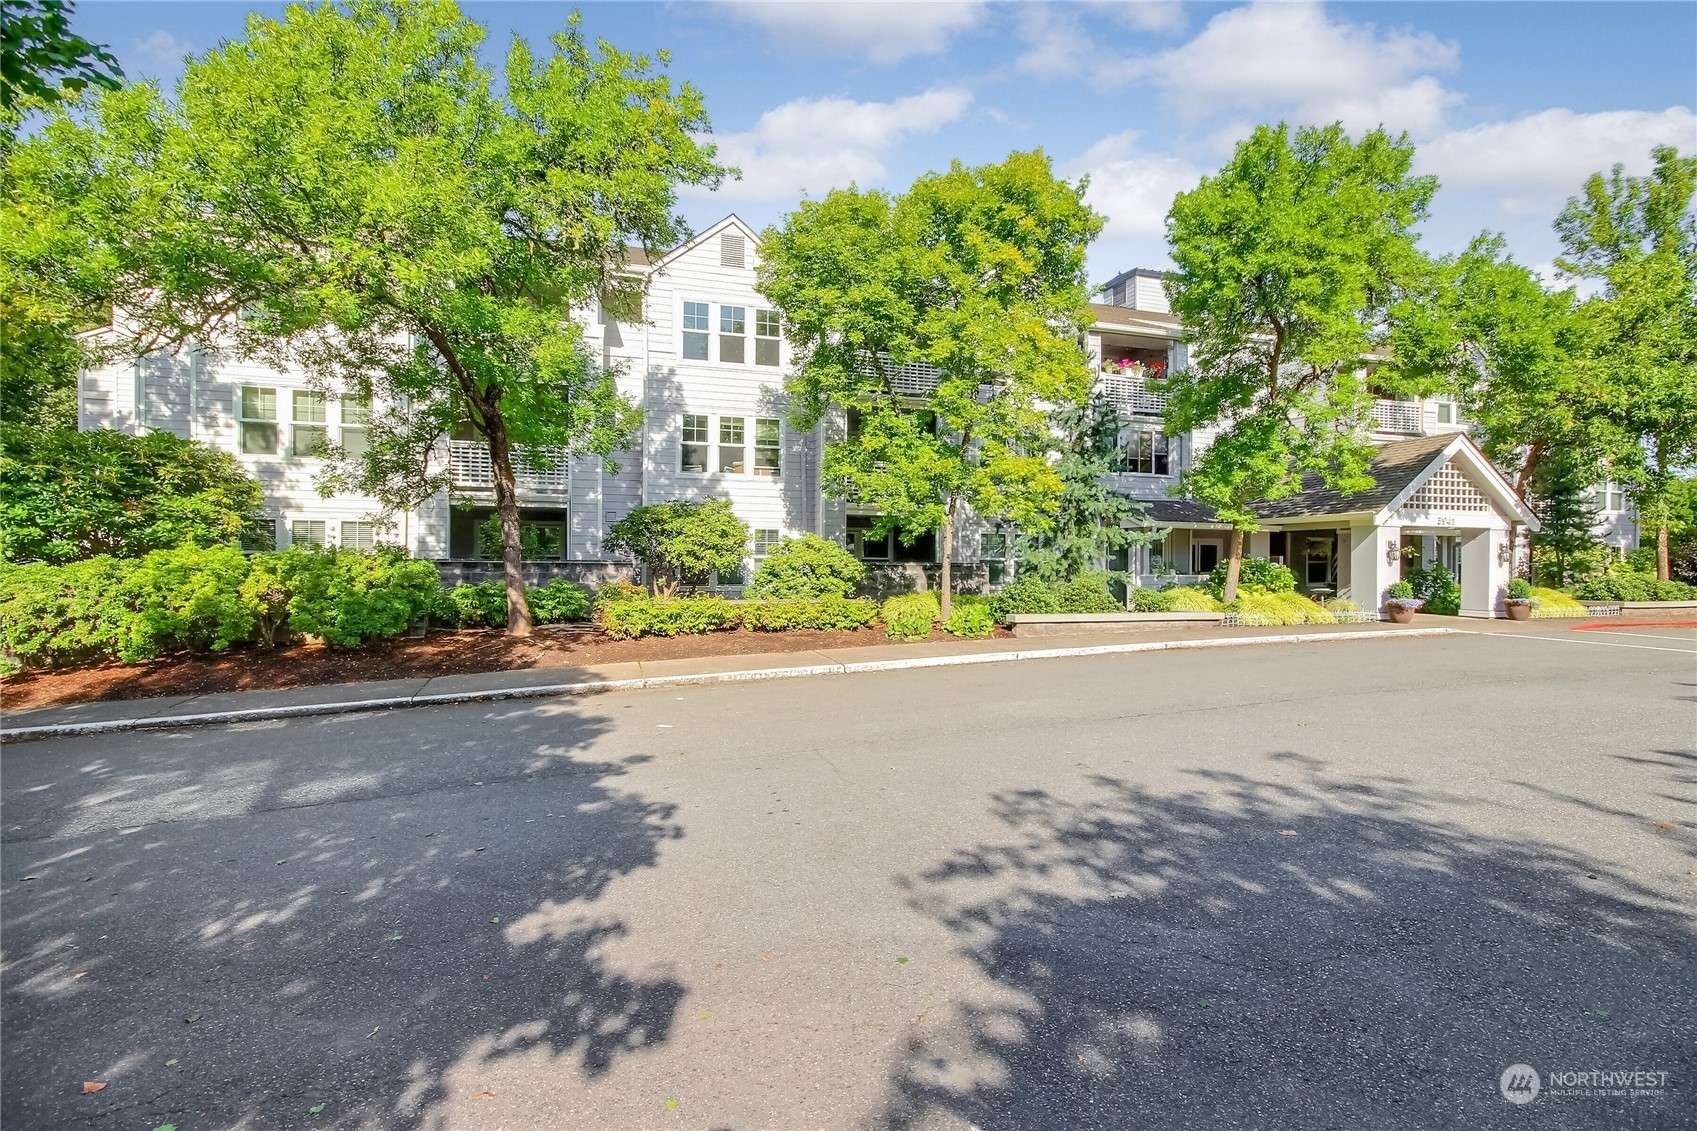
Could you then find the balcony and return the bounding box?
[447,440,569,493]
[1100,366,1167,417]
[1370,398,1423,434]
[855,353,942,397]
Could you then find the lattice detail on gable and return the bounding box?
[1403,461,1490,513]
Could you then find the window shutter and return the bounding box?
[720,232,745,268]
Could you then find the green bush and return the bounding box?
[1385,579,1415,601]
[0,557,135,668]
[944,600,996,638]
[1571,574,1697,602]
[1507,577,1533,600]
[1271,590,1334,624]
[594,579,647,607]
[603,500,749,595]
[1321,596,1360,613]
[1166,586,1222,612]
[881,591,940,640]
[1207,557,1296,597]
[988,576,1062,623]
[745,534,865,599]
[1407,566,1462,616]
[599,596,742,640]
[741,597,877,632]
[277,548,442,647]
[117,543,260,660]
[1058,571,1123,613]
[1226,592,1303,626]
[527,578,592,624]
[1130,587,1174,612]
[445,580,509,627]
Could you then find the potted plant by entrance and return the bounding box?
[1384,580,1423,624]
[1504,577,1533,620]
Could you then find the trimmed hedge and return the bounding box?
[599,596,742,640]
[989,571,1123,623]
[882,592,940,641]
[742,597,877,632]
[1570,574,1697,602]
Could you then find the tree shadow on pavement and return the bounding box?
[881,760,1696,1131]
[2,697,683,1129]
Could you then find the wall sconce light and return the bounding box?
[1386,539,1399,566]
[1498,540,1512,566]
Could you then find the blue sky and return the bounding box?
[77,1,1697,287]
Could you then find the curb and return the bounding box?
[2,627,1463,743]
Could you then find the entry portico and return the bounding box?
[1255,432,1540,617]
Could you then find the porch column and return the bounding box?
[1459,527,1510,618]
[1347,522,1400,611]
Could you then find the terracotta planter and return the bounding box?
[1504,601,1531,621]
[1385,603,1417,625]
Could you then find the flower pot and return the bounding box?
[1385,603,1416,625]
[1504,601,1531,621]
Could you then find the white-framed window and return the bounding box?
[681,413,709,472]
[754,417,781,477]
[755,309,781,366]
[291,519,326,547]
[752,528,782,557]
[239,386,279,454]
[1436,397,1455,425]
[682,301,710,360]
[341,521,379,551]
[1607,484,1625,511]
[292,390,328,456]
[718,416,746,473]
[340,394,370,458]
[241,514,277,552]
[1116,427,1170,475]
[720,306,746,364]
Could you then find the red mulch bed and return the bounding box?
[2,625,1010,712]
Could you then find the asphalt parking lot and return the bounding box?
[4,627,1694,1129]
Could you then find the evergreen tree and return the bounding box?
[1530,451,1603,586]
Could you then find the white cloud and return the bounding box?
[720,1,986,64]
[133,30,195,70]
[1015,3,1186,83]
[1065,130,1201,240]
[1128,1,1461,135]
[1417,107,1697,214]
[702,89,974,201]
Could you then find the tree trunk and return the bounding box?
[1514,441,1544,500]
[1658,522,1671,582]
[938,505,954,624]
[1221,527,1246,603]
[482,415,534,637]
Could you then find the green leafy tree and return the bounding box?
[1529,449,1605,586]
[603,500,749,596]
[0,294,84,430]
[0,425,268,563]
[1015,392,1160,583]
[1164,123,1437,601]
[0,0,121,111]
[758,150,1103,620]
[1555,146,1697,580]
[3,0,729,633]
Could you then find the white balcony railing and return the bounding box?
[447,440,569,493]
[1370,398,1423,434]
[1100,366,1167,416]
[853,352,942,397]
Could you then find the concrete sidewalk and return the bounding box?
[2,619,1484,741]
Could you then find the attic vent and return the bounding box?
[720,232,745,268]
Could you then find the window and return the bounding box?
[292,390,328,456]
[720,305,746,364]
[981,532,1009,585]
[754,417,781,477]
[681,413,709,472]
[240,515,277,552]
[341,395,370,458]
[239,386,279,454]
[1116,427,1170,475]
[1193,540,1220,573]
[847,515,890,561]
[341,521,379,551]
[720,232,745,268]
[682,301,710,360]
[1268,531,1288,565]
[755,309,781,366]
[718,416,746,473]
[752,529,782,557]
[291,519,326,548]
[1436,398,1455,425]
[1607,485,1625,511]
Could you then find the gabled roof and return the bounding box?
[645,214,761,273]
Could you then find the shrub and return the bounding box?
[1322,597,1360,613]
[1226,592,1303,626]
[1166,586,1222,612]
[603,500,749,595]
[1130,587,1174,612]
[445,580,508,627]
[1571,574,1697,602]
[1385,580,1415,601]
[0,556,135,668]
[881,591,940,640]
[1271,590,1335,624]
[989,576,1062,623]
[594,579,647,608]
[117,543,261,660]
[741,597,877,632]
[1058,571,1123,613]
[599,596,742,639]
[277,548,442,647]
[1530,587,1589,617]
[1207,557,1296,598]
[944,599,996,638]
[1407,566,1461,615]
[1507,577,1533,600]
[527,578,592,624]
[745,534,865,600]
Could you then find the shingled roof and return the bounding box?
[1254,432,1460,520]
